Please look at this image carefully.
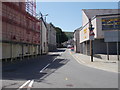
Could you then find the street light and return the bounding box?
[43,14,48,22]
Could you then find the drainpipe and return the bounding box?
[40,18,42,55]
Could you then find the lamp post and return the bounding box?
[89,19,95,62]
[43,14,48,23]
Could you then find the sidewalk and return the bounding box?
[69,50,119,73]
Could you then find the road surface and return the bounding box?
[2,48,118,89]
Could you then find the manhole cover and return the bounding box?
[104,62,116,63]
[66,84,73,87]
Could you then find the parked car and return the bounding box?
[70,47,74,51]
[67,45,72,48]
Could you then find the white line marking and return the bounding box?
[52,58,56,62]
[19,80,31,89]
[28,80,34,88]
[40,63,50,73]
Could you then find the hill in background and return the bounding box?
[64,32,74,40]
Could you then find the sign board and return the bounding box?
[83,28,87,39]
[89,28,95,40]
[104,30,120,42]
[102,17,120,30]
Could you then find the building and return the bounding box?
[80,9,120,57]
[74,28,81,53]
[1,2,41,61]
[67,39,74,47]
[40,18,48,54]
[47,23,56,52]
[26,0,36,17]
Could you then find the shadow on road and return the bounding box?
[54,48,66,53]
[2,49,69,82]
[33,58,70,82]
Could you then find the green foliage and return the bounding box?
[64,32,74,40]
[55,27,68,45]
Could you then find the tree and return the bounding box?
[55,27,68,47]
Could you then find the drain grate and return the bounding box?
[104,62,116,63]
[66,84,73,87]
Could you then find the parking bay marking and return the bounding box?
[40,63,50,73]
[18,58,58,89]
[40,57,58,73]
[28,80,34,88]
[18,80,31,89]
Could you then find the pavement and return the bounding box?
[69,49,119,73]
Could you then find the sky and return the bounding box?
[36,2,118,32]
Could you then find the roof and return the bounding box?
[82,9,119,19]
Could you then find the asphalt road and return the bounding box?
[2,48,118,89]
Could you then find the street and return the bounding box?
[2,48,118,89]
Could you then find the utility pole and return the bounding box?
[106,42,109,60]
[89,19,95,62]
[39,12,43,55]
[117,41,119,61]
[90,40,93,62]
[40,17,43,55]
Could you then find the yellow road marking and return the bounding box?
[65,77,68,80]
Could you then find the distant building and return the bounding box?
[47,23,57,51]
[80,9,120,55]
[40,18,48,54]
[74,28,81,53]
[67,39,74,47]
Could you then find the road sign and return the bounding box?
[89,30,95,40]
[89,30,95,36]
[89,20,95,40]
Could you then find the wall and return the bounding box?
[93,39,119,54]
[82,10,89,26]
[41,21,48,54]
[80,41,90,55]
[0,1,2,60]
[47,24,56,51]
[2,43,39,59]
[74,30,80,53]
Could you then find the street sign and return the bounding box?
[89,28,95,40]
[89,30,95,36]
[89,19,95,40]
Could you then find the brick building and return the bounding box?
[1,1,41,60]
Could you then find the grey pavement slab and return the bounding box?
[70,50,118,73]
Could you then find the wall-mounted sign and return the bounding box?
[102,17,120,30]
[84,28,87,34]
[83,28,87,39]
